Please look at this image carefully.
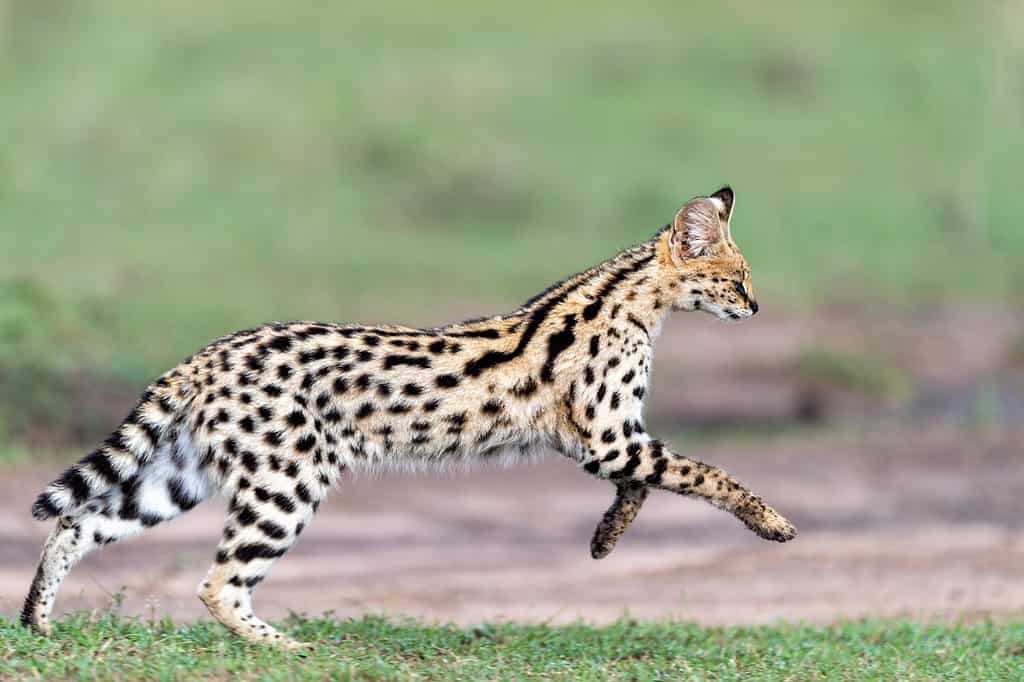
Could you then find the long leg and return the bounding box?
[583,437,797,542]
[23,421,216,634]
[591,483,648,559]
[197,469,323,649]
[22,516,94,633]
[21,489,193,630]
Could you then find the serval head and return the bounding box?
[664,186,758,322]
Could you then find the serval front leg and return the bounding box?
[590,482,648,559]
[583,437,797,542]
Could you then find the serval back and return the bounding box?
[23,186,795,648]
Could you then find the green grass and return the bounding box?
[1,1,1023,379]
[1,615,1022,681]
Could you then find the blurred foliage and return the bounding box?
[0,0,1019,455]
[0,279,134,451]
[0,279,73,438]
[0,0,1020,382]
[790,349,909,400]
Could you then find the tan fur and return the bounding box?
[23,186,794,647]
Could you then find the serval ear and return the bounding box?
[670,196,725,261]
[710,186,734,220]
[710,186,735,241]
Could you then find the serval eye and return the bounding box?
[733,281,748,299]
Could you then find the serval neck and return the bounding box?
[444,231,671,348]
[430,231,671,387]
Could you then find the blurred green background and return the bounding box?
[0,0,1022,453]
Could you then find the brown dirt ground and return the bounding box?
[1,306,1022,627]
[3,424,1023,627]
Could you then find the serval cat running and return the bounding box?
[23,186,796,648]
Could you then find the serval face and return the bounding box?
[666,186,759,322]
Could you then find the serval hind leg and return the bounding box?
[198,470,323,649]
[22,471,209,634]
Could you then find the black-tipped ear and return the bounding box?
[710,186,734,220]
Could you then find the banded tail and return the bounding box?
[31,378,185,520]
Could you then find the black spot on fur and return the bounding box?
[59,468,91,505]
[168,478,200,510]
[609,453,642,480]
[602,449,621,463]
[235,543,287,563]
[241,451,259,472]
[384,354,431,370]
[645,457,668,485]
[436,374,460,389]
[272,493,296,514]
[299,347,327,363]
[626,313,648,337]
[258,520,288,540]
[235,504,259,526]
[84,450,120,485]
[540,314,577,383]
[511,376,538,398]
[268,335,292,352]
